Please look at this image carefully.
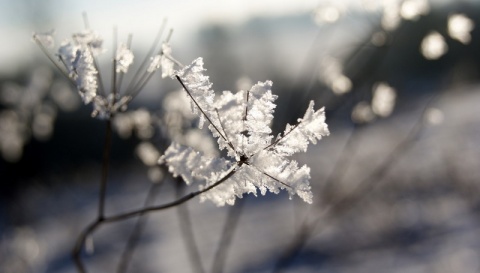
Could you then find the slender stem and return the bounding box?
[98,119,113,219]
[176,75,231,145]
[128,30,178,99]
[111,27,118,100]
[116,34,133,95]
[125,21,167,94]
[82,12,90,29]
[72,219,102,273]
[246,163,291,189]
[33,36,73,83]
[72,166,237,273]
[106,166,237,222]
[215,108,236,152]
[72,120,112,273]
[117,182,162,273]
[129,70,155,99]
[211,197,246,273]
[87,44,107,97]
[271,94,439,273]
[320,124,360,202]
[175,179,206,273]
[263,122,300,151]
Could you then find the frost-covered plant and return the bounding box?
[33,27,177,119]
[161,58,330,206]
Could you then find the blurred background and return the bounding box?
[1,0,480,272]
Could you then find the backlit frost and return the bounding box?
[161,58,329,206]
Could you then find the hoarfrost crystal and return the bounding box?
[115,43,134,73]
[161,58,330,206]
[58,41,98,104]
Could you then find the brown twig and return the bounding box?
[71,165,237,272]
[211,197,246,273]
[116,182,163,273]
[271,93,440,273]
[175,179,206,273]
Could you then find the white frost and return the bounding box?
[163,58,330,206]
[115,43,134,73]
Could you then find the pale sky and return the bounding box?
[0,0,467,75]
[0,0,320,75]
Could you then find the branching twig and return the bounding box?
[271,93,441,273]
[175,179,206,273]
[125,21,167,95]
[116,182,163,273]
[72,165,237,272]
[98,119,112,219]
[211,197,246,273]
[176,75,234,151]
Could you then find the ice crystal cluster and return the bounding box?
[33,28,176,119]
[160,58,329,206]
[56,30,104,104]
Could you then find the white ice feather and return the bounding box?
[164,58,329,206]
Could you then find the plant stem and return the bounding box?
[211,197,245,273]
[117,182,163,273]
[72,165,237,272]
[98,119,112,219]
[175,179,205,273]
[72,119,112,273]
[271,94,439,273]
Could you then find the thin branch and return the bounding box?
[98,119,113,219]
[175,179,206,273]
[125,21,167,94]
[73,219,102,273]
[211,197,246,273]
[106,165,237,222]
[240,88,250,152]
[263,122,301,151]
[115,34,133,95]
[82,12,90,30]
[128,29,177,100]
[72,166,237,273]
[87,44,107,97]
[164,53,184,67]
[320,124,360,201]
[243,89,250,121]
[246,163,292,189]
[271,93,440,273]
[32,36,72,82]
[116,182,163,273]
[111,27,118,100]
[128,70,156,99]
[176,75,231,146]
[215,108,236,152]
[72,119,112,273]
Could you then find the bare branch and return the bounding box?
[176,75,232,146]
[72,165,237,272]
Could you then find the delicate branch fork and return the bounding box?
[36,17,327,270]
[72,165,238,273]
[31,18,217,273]
[175,75,296,190]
